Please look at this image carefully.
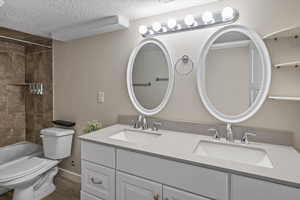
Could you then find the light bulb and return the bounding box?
[149,30,154,35]
[167,18,177,29]
[152,22,162,32]
[184,15,195,26]
[202,11,215,24]
[138,25,148,35]
[0,0,5,7]
[162,27,167,33]
[222,7,234,21]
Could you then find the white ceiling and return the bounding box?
[0,0,220,38]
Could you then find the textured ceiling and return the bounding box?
[0,0,220,38]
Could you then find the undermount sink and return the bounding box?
[193,140,273,168]
[109,129,162,145]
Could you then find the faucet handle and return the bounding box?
[152,121,162,131]
[142,117,149,130]
[208,128,221,140]
[241,132,256,144]
[133,115,143,129]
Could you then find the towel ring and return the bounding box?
[175,55,194,75]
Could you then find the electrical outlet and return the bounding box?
[97,91,104,104]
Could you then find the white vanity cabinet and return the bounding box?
[117,172,162,200]
[163,186,210,200]
[81,140,300,200]
[81,160,115,200]
[231,175,300,200]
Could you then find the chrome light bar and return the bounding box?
[138,7,239,37]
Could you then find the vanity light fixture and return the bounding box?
[152,22,162,32]
[139,25,148,35]
[167,18,177,29]
[202,11,215,24]
[222,7,235,21]
[138,7,239,37]
[184,15,196,26]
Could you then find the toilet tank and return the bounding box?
[40,128,74,159]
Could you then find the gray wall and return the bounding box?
[53,0,300,174]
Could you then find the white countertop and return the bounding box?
[79,124,300,187]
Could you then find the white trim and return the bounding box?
[127,38,174,116]
[197,25,272,124]
[268,96,300,101]
[263,25,300,40]
[210,40,251,50]
[58,168,81,183]
[273,61,300,68]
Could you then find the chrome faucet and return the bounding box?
[133,115,143,129]
[241,132,256,144]
[151,121,162,131]
[208,128,221,140]
[141,116,149,130]
[132,115,149,130]
[226,124,234,142]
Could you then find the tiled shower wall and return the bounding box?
[0,41,26,147]
[25,46,53,144]
[0,34,53,147]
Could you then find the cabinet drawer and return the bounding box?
[82,160,115,200]
[231,175,300,200]
[163,186,210,200]
[81,191,102,200]
[117,172,162,200]
[116,149,229,200]
[81,141,115,168]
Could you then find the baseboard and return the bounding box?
[58,168,81,183]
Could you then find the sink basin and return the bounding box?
[109,129,162,145]
[193,140,273,168]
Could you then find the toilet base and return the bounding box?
[13,167,58,200]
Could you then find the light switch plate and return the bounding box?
[97,91,104,104]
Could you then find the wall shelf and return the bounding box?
[264,25,300,40]
[273,61,300,69]
[268,96,300,101]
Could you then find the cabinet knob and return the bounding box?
[91,177,103,185]
[153,194,160,200]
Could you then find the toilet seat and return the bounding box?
[0,156,58,184]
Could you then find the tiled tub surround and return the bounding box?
[0,41,26,147]
[0,28,53,147]
[25,46,53,144]
[80,124,300,190]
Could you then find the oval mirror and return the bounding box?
[197,25,271,123]
[127,38,174,116]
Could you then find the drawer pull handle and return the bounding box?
[154,194,160,200]
[91,178,103,185]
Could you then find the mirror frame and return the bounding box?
[127,38,174,116]
[197,25,271,123]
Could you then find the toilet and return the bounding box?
[0,128,74,200]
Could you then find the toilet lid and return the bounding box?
[0,156,51,182]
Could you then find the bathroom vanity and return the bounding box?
[79,125,300,200]
[80,25,300,200]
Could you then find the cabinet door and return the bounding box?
[81,191,102,200]
[82,160,115,200]
[117,172,162,200]
[231,175,300,200]
[163,186,210,200]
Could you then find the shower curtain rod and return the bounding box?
[0,35,52,49]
